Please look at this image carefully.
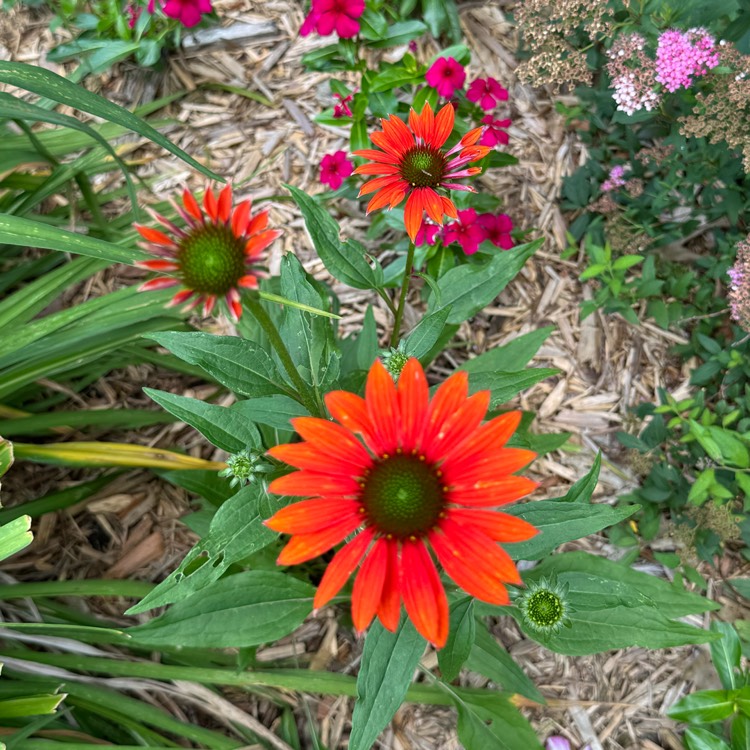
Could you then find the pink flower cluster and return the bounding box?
[655,28,720,92]
[126,0,210,27]
[729,236,750,332]
[300,0,364,39]
[601,164,628,192]
[607,33,660,116]
[417,208,514,254]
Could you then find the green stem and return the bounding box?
[390,240,416,347]
[0,580,155,600]
[7,651,492,707]
[376,287,398,317]
[245,293,322,417]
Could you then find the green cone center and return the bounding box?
[361,454,445,538]
[400,147,445,188]
[177,224,246,296]
[525,590,564,627]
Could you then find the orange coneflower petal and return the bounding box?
[370,131,401,156]
[359,175,402,197]
[421,187,444,225]
[461,127,484,147]
[376,540,401,631]
[431,104,455,149]
[408,107,424,142]
[226,288,243,321]
[448,508,539,542]
[325,391,385,456]
[443,411,523,467]
[352,538,388,633]
[365,360,400,455]
[314,528,375,610]
[182,188,203,221]
[400,540,448,648]
[430,527,512,606]
[231,200,251,237]
[397,358,429,453]
[446,475,539,507]
[277,514,363,566]
[265,497,361,534]
[404,189,425,242]
[135,259,179,271]
[352,149,400,164]
[203,186,219,222]
[217,185,232,223]
[420,370,469,451]
[450,448,537,486]
[168,289,194,307]
[441,196,458,219]
[382,114,415,156]
[291,417,374,468]
[246,210,268,236]
[135,225,177,247]
[246,229,281,257]
[268,470,361,497]
[418,102,435,143]
[424,390,490,464]
[366,182,408,213]
[269,443,367,477]
[238,274,259,289]
[353,163,401,176]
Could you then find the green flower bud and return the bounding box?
[219,448,265,488]
[516,576,572,634]
[381,342,410,380]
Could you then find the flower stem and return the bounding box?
[390,240,415,347]
[245,293,322,417]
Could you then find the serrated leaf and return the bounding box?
[348,619,425,750]
[129,571,314,648]
[437,597,475,682]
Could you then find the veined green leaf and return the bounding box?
[437,597,475,683]
[668,690,737,724]
[460,327,555,373]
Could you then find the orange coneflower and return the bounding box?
[352,102,491,242]
[265,358,539,648]
[135,185,280,320]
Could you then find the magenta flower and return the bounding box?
[480,115,511,147]
[601,164,628,192]
[300,0,364,38]
[443,208,485,255]
[320,151,353,190]
[546,738,572,750]
[425,57,466,99]
[161,0,210,26]
[478,213,513,249]
[333,91,354,118]
[126,3,142,27]
[467,77,509,110]
[655,28,719,92]
[415,220,440,247]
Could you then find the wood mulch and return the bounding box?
[1,1,743,748]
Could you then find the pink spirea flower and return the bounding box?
[480,115,511,147]
[425,57,466,99]
[300,0,364,38]
[415,220,440,247]
[607,33,660,115]
[161,0,210,26]
[478,213,513,249]
[320,151,353,190]
[333,91,354,118]
[655,28,720,92]
[443,208,485,255]
[467,77,509,110]
[601,164,628,192]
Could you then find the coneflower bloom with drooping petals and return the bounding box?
[265,358,539,648]
[352,102,491,242]
[134,185,280,321]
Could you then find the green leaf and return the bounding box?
[402,306,452,363]
[0,215,147,264]
[466,624,544,703]
[732,714,750,750]
[460,327,554,374]
[668,690,737,724]
[148,332,290,399]
[469,368,559,408]
[348,619,425,750]
[684,727,732,750]
[0,435,12,479]
[0,695,65,718]
[365,20,427,48]
[126,483,279,613]
[612,255,644,270]
[129,571,314,648]
[230,395,308,431]
[429,240,541,324]
[504,503,638,560]
[145,389,261,454]
[0,61,219,181]
[0,515,32,562]
[455,692,543,750]
[369,66,424,92]
[437,597,475,682]
[711,622,742,690]
[286,184,378,290]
